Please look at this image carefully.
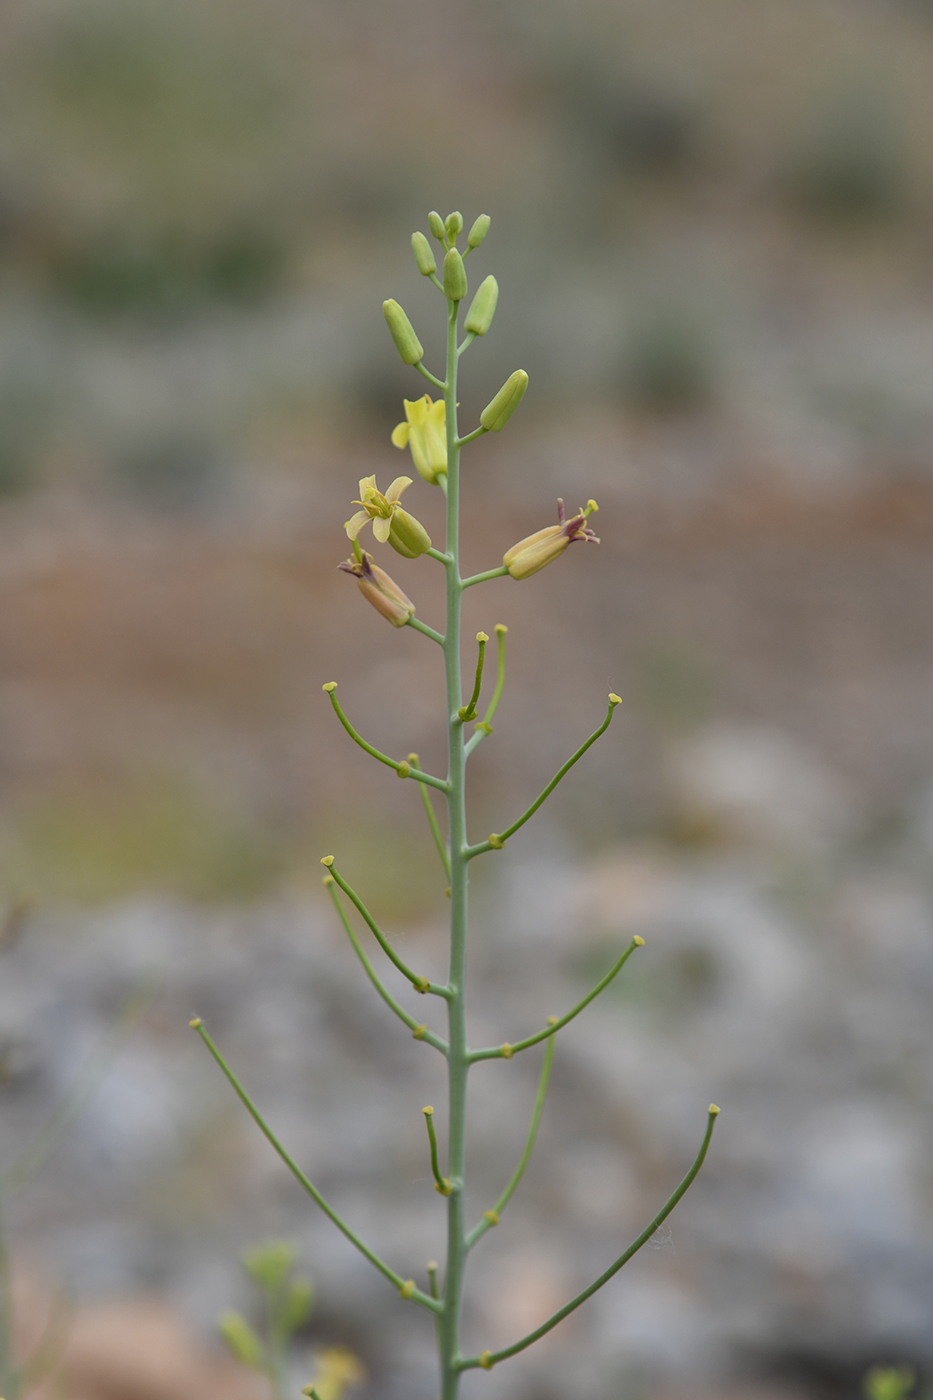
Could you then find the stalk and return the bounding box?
[440,293,467,1400]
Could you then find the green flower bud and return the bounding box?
[383,299,424,365]
[428,210,446,241]
[480,369,528,431]
[443,248,467,302]
[243,1240,296,1293]
[411,232,436,277]
[219,1312,264,1369]
[464,275,498,336]
[467,214,491,248]
[445,211,463,243]
[283,1277,315,1332]
[388,507,432,559]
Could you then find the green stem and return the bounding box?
[325,862,450,999]
[325,880,448,1054]
[465,696,620,858]
[466,1036,555,1248]
[461,563,508,588]
[464,624,507,758]
[440,288,470,1400]
[423,1108,453,1195]
[192,1020,442,1315]
[426,547,452,564]
[415,361,446,390]
[322,685,448,791]
[456,333,476,356]
[470,937,643,1062]
[409,756,451,881]
[458,1108,720,1371]
[458,632,488,721]
[406,615,445,646]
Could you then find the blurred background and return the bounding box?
[2,0,933,1398]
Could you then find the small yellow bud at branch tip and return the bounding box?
[476,631,489,643]
[322,682,337,693]
[423,1105,434,1116]
[609,693,622,706]
[189,1018,202,1029]
[495,623,508,635]
[320,855,334,867]
[709,1104,721,1116]
[634,934,645,946]
[322,874,334,887]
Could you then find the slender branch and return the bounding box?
[428,272,446,294]
[423,1107,453,1195]
[465,694,621,859]
[406,615,445,646]
[458,1107,721,1370]
[460,563,508,589]
[470,937,644,1062]
[409,755,451,881]
[458,632,488,722]
[415,361,446,391]
[322,683,448,791]
[323,860,452,999]
[466,1036,555,1249]
[325,878,448,1054]
[465,624,507,758]
[427,1261,440,1300]
[457,332,476,357]
[426,547,452,565]
[191,1019,442,1316]
[454,423,487,447]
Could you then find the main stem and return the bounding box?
[441,294,468,1400]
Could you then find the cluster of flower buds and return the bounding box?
[345,212,601,626]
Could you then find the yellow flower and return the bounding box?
[338,549,415,627]
[503,499,599,580]
[391,396,447,485]
[306,1346,366,1400]
[344,474,432,557]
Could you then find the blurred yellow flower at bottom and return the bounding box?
[307,1346,366,1400]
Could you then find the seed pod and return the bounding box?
[383,299,424,365]
[411,232,436,277]
[480,369,528,431]
[443,248,467,302]
[464,275,498,336]
[445,211,463,242]
[428,210,446,241]
[467,214,490,248]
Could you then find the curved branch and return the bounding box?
[322,683,447,791]
[323,860,451,1000]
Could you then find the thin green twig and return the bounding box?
[466,1037,555,1248]
[323,860,451,1000]
[465,695,620,858]
[407,616,445,646]
[191,1019,442,1316]
[423,1108,453,1194]
[458,633,488,722]
[322,684,447,792]
[469,937,643,1062]
[325,879,448,1054]
[409,755,451,881]
[458,1108,720,1371]
[465,624,507,758]
[415,361,446,390]
[460,563,508,589]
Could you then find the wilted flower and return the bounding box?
[503,499,599,580]
[391,396,447,485]
[339,549,415,627]
[345,474,432,558]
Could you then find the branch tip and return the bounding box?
[495,623,508,634]
[188,1017,202,1029]
[322,682,337,692]
[320,855,335,867]
[634,934,645,946]
[709,1104,721,1116]
[608,692,621,706]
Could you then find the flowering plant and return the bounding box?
[192,209,718,1400]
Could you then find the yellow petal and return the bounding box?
[391,422,410,448]
[386,476,413,503]
[428,398,445,427]
[345,511,370,540]
[404,396,430,427]
[358,474,377,499]
[373,516,392,543]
